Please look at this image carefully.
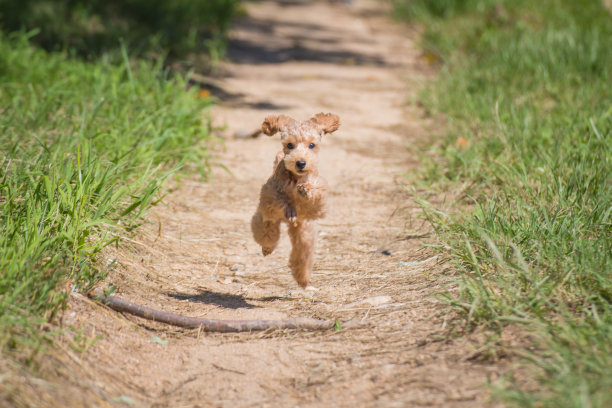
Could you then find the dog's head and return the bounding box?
[261,113,340,176]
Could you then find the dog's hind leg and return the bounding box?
[288,221,316,288]
[251,210,281,256]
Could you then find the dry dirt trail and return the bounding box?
[64,1,506,407]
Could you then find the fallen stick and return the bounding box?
[89,290,335,333]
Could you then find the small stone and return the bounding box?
[397,261,418,267]
[218,277,233,285]
[362,296,392,306]
[346,296,393,308]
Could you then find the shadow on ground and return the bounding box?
[187,76,293,110]
[167,290,258,309]
[227,10,384,66]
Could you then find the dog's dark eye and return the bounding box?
[287,143,294,149]
[309,143,316,149]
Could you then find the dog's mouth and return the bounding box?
[284,158,309,176]
[293,166,311,176]
[291,164,308,174]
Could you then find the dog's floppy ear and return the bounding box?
[310,112,340,134]
[261,115,295,136]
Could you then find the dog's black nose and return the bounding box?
[296,160,306,170]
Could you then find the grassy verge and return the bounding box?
[0,0,241,59]
[393,0,612,406]
[0,31,213,357]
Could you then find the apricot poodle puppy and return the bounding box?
[251,113,340,288]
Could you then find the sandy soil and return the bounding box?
[51,1,508,407]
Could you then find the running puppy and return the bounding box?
[251,113,340,287]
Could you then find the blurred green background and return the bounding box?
[0,0,241,59]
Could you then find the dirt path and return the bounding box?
[65,1,506,406]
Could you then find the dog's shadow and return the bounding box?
[167,290,258,310]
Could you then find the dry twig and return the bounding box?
[89,289,335,333]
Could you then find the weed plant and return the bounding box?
[393,0,612,406]
[0,31,213,355]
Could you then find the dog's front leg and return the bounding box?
[297,177,327,203]
[288,220,315,288]
[284,203,298,226]
[275,191,298,226]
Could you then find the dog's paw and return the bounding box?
[295,278,309,289]
[262,247,273,256]
[285,206,298,226]
[297,184,309,198]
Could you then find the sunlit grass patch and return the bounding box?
[0,31,214,354]
[394,0,612,405]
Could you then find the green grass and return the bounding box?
[0,0,241,59]
[0,31,214,356]
[393,0,612,406]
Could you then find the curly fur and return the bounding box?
[251,112,340,287]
